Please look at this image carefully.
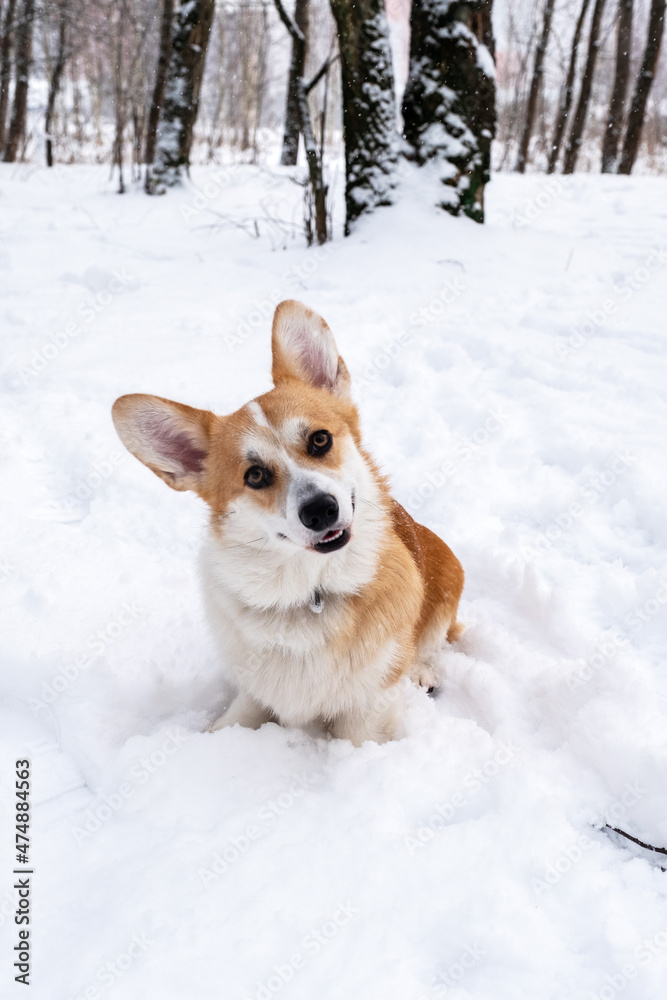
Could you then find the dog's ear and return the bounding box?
[112,394,213,493]
[271,300,351,399]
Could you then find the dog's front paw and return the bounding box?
[415,665,439,694]
[209,692,274,732]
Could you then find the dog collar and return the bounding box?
[309,590,324,614]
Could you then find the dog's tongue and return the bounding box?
[322,529,339,542]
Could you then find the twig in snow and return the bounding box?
[604,824,667,870]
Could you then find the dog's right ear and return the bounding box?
[271,299,351,399]
[112,394,213,492]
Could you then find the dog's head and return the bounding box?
[113,301,384,603]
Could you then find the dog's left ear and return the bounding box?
[112,394,213,493]
[271,300,351,399]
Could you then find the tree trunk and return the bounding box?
[112,0,128,193]
[547,0,591,173]
[562,0,607,174]
[0,0,17,150]
[329,0,397,233]
[144,0,174,168]
[44,5,67,168]
[148,0,215,192]
[250,2,269,162]
[617,0,665,174]
[280,0,308,166]
[601,0,633,171]
[274,0,328,243]
[2,0,34,162]
[515,0,556,172]
[402,0,496,222]
[297,77,328,243]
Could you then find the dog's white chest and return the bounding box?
[201,562,397,726]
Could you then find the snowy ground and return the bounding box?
[1,162,667,1000]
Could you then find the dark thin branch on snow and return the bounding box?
[605,824,667,868]
[193,210,262,238]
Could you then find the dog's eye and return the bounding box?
[244,466,273,489]
[308,430,332,456]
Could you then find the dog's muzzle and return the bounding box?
[298,493,350,553]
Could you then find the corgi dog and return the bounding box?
[112,300,463,745]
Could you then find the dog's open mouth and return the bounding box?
[313,527,351,553]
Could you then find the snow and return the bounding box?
[1,162,667,999]
[475,39,496,81]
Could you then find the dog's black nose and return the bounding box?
[299,493,339,531]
